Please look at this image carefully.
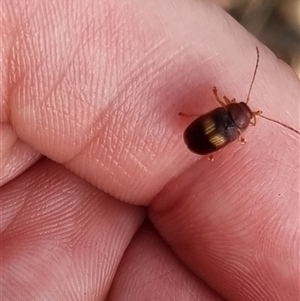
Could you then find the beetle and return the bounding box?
[180,47,300,156]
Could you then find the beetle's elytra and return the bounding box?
[180,47,300,156]
[183,93,253,155]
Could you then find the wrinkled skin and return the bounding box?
[1,0,299,300]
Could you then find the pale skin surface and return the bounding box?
[1,0,299,300]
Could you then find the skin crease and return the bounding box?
[1,0,299,300]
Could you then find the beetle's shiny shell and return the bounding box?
[183,103,253,155]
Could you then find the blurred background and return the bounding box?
[212,0,300,78]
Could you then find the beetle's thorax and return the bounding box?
[227,102,253,131]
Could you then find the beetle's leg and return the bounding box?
[250,110,262,126]
[223,96,236,104]
[239,136,246,144]
[213,87,227,107]
[208,154,214,161]
[237,129,246,144]
[250,114,257,126]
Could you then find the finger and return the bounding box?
[150,67,298,301]
[3,0,298,203]
[2,0,298,300]
[0,123,41,186]
[108,221,226,301]
[1,159,145,300]
[150,155,298,300]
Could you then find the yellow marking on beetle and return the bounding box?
[203,118,216,135]
[209,134,227,147]
[203,117,227,147]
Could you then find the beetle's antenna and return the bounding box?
[246,47,260,104]
[255,111,300,135]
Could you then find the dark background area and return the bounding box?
[213,0,300,78]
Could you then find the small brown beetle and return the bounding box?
[180,47,300,155]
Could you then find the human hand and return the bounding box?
[1,0,299,300]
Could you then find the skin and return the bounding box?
[1,0,299,300]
